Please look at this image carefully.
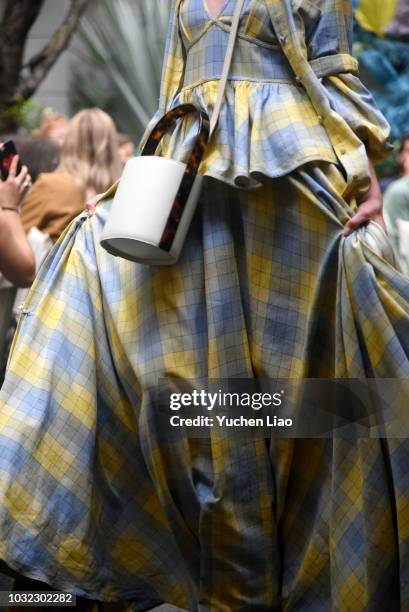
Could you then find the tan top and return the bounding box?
[21,173,84,242]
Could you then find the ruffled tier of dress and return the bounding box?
[151,75,392,190]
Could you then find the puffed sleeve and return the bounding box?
[305,0,353,59]
[322,73,393,163]
[305,0,393,163]
[138,0,186,152]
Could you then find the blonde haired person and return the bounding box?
[20,108,122,242]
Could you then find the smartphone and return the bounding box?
[0,140,22,181]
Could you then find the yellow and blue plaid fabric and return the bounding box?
[1,160,409,609]
[146,0,392,190]
[0,1,408,610]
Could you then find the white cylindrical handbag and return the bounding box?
[101,105,209,265]
[100,0,245,266]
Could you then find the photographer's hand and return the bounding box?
[0,154,32,211]
[0,154,35,286]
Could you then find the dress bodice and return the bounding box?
[179,0,276,45]
[179,0,297,87]
[150,0,392,189]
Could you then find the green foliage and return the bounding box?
[0,98,26,133]
[0,96,45,134]
[20,100,48,134]
[70,0,171,144]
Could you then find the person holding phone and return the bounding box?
[0,152,34,287]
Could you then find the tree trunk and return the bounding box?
[0,0,90,133]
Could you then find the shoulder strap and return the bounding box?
[209,0,246,137]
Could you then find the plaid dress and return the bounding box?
[1,1,408,610]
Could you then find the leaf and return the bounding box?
[70,0,171,141]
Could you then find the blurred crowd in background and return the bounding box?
[0,109,135,382]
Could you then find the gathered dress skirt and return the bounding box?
[0,161,409,611]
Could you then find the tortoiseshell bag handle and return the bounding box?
[141,103,210,250]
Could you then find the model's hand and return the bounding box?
[343,158,385,236]
[85,193,104,216]
[0,155,32,210]
[343,196,385,236]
